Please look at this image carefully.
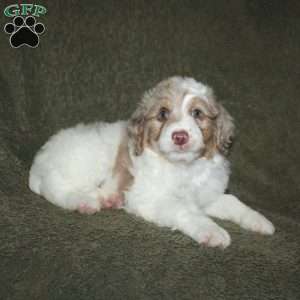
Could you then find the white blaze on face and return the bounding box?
[158,93,205,163]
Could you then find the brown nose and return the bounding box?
[172,130,189,146]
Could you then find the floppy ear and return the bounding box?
[215,104,235,155]
[127,104,146,156]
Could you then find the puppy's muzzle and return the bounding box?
[172,130,189,146]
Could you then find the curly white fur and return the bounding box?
[29,121,127,212]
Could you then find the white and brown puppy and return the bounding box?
[29,76,274,248]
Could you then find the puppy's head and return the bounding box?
[128,77,234,163]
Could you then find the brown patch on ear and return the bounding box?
[112,134,134,194]
[128,106,146,156]
[215,104,235,155]
[134,118,145,155]
[200,121,218,159]
[193,96,234,157]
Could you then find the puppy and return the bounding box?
[29,76,275,248]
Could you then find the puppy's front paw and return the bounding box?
[198,225,231,249]
[241,211,275,235]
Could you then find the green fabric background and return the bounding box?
[0,1,299,299]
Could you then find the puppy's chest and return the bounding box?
[132,153,228,202]
[168,164,215,198]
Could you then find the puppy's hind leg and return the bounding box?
[38,171,102,214]
[97,176,125,209]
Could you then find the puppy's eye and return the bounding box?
[191,109,204,119]
[157,107,170,121]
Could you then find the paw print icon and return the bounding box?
[4,16,45,48]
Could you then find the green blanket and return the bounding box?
[1,1,299,299]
